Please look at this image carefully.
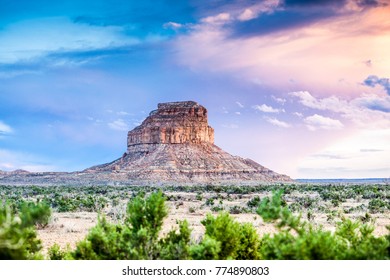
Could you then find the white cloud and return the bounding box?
[293,112,303,117]
[0,121,13,134]
[236,101,244,108]
[238,0,281,21]
[117,111,130,116]
[108,119,129,131]
[253,104,282,113]
[290,91,390,128]
[272,95,286,104]
[238,9,257,21]
[304,114,344,131]
[265,117,291,128]
[201,13,231,24]
[235,111,241,115]
[163,22,183,29]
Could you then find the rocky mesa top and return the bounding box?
[127,101,215,149]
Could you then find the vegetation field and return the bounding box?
[1,184,389,260]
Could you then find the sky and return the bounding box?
[0,0,389,179]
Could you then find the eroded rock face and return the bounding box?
[127,101,214,148]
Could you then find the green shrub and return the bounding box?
[368,198,389,213]
[0,202,45,259]
[72,190,168,260]
[236,223,261,260]
[19,201,51,229]
[247,196,261,208]
[159,220,191,260]
[48,243,72,260]
[257,191,390,260]
[201,212,241,259]
[190,236,221,260]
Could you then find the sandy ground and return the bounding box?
[37,192,389,256]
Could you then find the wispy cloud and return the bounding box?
[0,17,140,64]
[304,114,344,131]
[265,117,291,128]
[236,101,244,108]
[108,119,129,131]
[360,148,384,153]
[222,123,239,129]
[253,104,283,113]
[290,91,390,128]
[272,95,286,104]
[0,121,13,135]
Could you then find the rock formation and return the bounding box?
[0,101,292,186]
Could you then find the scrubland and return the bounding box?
[1,184,389,259]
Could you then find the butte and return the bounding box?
[84,101,292,185]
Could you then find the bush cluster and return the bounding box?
[0,201,51,259]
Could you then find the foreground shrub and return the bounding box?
[72,191,184,260]
[257,191,390,260]
[0,202,49,259]
[199,212,260,260]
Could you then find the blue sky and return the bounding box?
[0,0,389,178]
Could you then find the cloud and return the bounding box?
[163,22,184,29]
[363,75,390,95]
[0,121,13,135]
[253,104,283,113]
[272,96,286,104]
[289,90,390,127]
[222,123,239,129]
[304,114,344,131]
[360,148,384,152]
[173,3,390,96]
[236,101,244,108]
[265,117,291,128]
[238,9,257,21]
[293,112,303,117]
[201,13,231,24]
[0,17,140,64]
[0,149,57,172]
[108,119,129,131]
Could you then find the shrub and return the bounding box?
[236,223,261,260]
[190,236,221,260]
[201,212,241,259]
[159,220,191,260]
[19,201,51,229]
[0,202,45,259]
[368,198,389,213]
[257,191,390,260]
[247,196,261,208]
[72,190,168,260]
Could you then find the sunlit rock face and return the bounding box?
[127,101,214,147]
